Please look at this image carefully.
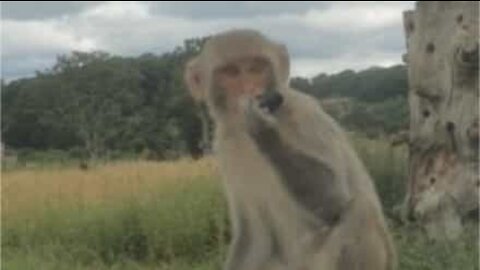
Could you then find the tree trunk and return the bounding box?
[403,1,479,240]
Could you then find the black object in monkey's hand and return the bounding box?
[258,91,284,113]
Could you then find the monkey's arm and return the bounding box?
[245,90,352,226]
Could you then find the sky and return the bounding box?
[1,1,415,81]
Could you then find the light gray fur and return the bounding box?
[184,29,396,270]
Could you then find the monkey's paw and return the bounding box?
[242,93,282,136]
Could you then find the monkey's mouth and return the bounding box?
[257,91,284,113]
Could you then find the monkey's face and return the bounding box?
[184,30,290,126]
[212,57,274,115]
[215,57,270,98]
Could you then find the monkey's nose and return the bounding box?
[258,92,284,113]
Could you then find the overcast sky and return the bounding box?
[1,1,415,81]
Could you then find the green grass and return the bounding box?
[394,222,478,270]
[2,138,478,270]
[351,135,408,212]
[3,174,228,269]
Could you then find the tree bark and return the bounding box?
[403,1,479,240]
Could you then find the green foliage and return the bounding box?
[293,65,408,102]
[2,38,207,160]
[2,76,81,149]
[291,65,409,136]
[336,97,409,137]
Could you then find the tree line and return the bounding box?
[1,38,408,161]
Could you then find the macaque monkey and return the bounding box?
[184,29,396,270]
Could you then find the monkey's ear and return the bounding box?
[184,57,205,102]
[276,44,290,84]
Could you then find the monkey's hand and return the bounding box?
[242,92,284,136]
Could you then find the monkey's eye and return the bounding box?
[219,64,240,77]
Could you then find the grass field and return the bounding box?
[2,138,478,269]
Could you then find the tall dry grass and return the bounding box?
[3,158,217,219]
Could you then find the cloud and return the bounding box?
[1,19,97,79]
[1,1,104,20]
[2,20,96,57]
[147,1,331,20]
[303,2,412,31]
[58,2,211,55]
[292,51,402,78]
[1,1,415,81]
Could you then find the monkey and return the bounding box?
[185,29,396,270]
